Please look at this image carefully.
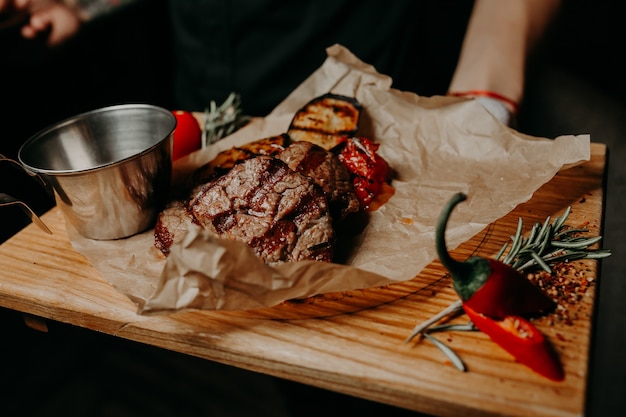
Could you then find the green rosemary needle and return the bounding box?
[497,206,611,273]
[423,333,467,372]
[202,92,250,146]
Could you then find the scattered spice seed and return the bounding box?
[526,260,593,325]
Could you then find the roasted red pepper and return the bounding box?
[337,136,391,209]
[436,192,555,318]
[464,304,564,381]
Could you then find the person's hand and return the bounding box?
[3,0,82,46]
[0,0,19,13]
[0,0,25,19]
[22,2,81,46]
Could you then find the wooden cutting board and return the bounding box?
[0,142,607,417]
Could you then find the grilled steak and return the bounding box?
[188,156,335,263]
[154,199,196,256]
[278,141,359,222]
[192,133,289,185]
[154,94,387,264]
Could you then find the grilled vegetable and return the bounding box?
[336,136,391,209]
[288,93,361,150]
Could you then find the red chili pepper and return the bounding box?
[436,192,555,318]
[464,304,564,381]
[337,137,390,208]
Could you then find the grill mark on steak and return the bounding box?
[188,156,335,263]
[278,141,360,222]
[249,219,297,264]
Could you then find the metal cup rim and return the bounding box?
[18,103,176,176]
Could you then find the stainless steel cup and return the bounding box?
[17,104,176,240]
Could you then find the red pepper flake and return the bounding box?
[526,260,594,326]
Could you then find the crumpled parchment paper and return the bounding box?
[67,44,590,314]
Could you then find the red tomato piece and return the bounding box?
[171,110,202,160]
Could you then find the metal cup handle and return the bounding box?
[0,154,53,234]
[0,193,52,234]
[0,153,53,195]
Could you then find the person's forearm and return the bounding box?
[448,0,561,111]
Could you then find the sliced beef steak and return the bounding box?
[278,141,360,222]
[154,199,196,256]
[189,156,335,263]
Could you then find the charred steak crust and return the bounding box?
[188,156,335,263]
[154,199,196,255]
[192,133,289,185]
[278,141,360,222]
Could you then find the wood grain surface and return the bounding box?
[0,143,606,417]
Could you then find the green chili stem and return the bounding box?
[435,193,474,285]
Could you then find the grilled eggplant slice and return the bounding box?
[287,93,361,150]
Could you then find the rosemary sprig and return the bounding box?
[423,333,467,372]
[497,206,611,273]
[404,299,462,343]
[202,92,251,147]
[422,320,477,370]
[428,321,477,333]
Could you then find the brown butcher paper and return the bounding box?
[66,44,590,313]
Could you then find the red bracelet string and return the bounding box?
[448,90,519,114]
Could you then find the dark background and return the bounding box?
[1,1,625,416]
[0,1,174,242]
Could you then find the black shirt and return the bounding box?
[169,0,473,116]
